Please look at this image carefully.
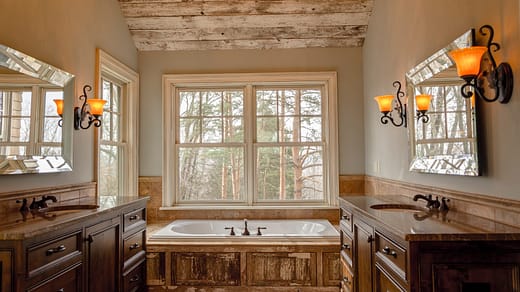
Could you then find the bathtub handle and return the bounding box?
[257,227,267,236]
[224,227,235,236]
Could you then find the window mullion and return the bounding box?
[245,84,254,206]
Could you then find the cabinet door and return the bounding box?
[354,220,374,292]
[247,252,316,286]
[174,252,241,286]
[85,217,120,292]
[0,250,13,292]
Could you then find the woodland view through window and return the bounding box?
[164,73,338,207]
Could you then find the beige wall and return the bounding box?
[0,0,137,192]
[363,0,520,199]
[138,48,365,176]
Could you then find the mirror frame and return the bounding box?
[0,44,74,174]
[406,30,480,176]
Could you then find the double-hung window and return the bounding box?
[163,72,338,208]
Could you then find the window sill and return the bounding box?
[159,205,338,211]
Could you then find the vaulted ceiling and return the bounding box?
[117,0,374,51]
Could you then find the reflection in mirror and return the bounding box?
[406,30,480,176]
[0,44,74,174]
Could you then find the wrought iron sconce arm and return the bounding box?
[416,110,429,123]
[379,81,407,128]
[74,85,103,130]
[458,25,513,103]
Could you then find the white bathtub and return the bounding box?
[149,219,339,242]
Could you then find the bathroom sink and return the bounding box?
[370,204,429,213]
[37,204,99,213]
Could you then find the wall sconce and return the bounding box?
[449,25,513,104]
[415,94,431,123]
[74,85,106,130]
[53,99,64,127]
[374,81,407,127]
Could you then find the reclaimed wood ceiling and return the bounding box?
[118,0,374,51]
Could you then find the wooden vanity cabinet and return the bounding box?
[341,201,520,292]
[1,198,146,292]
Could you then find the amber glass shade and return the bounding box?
[449,46,487,78]
[86,99,106,116]
[374,95,394,113]
[53,99,64,116]
[415,94,431,112]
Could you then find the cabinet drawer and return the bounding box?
[27,231,82,276]
[123,261,146,292]
[27,263,81,292]
[341,231,353,264]
[340,256,354,292]
[124,230,145,263]
[375,232,407,280]
[340,208,353,233]
[123,208,146,233]
[376,265,405,292]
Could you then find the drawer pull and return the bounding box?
[341,215,350,221]
[57,289,64,292]
[129,243,140,250]
[129,275,140,283]
[382,246,397,258]
[341,244,350,250]
[129,215,140,221]
[342,276,351,285]
[46,245,66,256]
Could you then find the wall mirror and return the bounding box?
[406,30,480,176]
[0,44,74,174]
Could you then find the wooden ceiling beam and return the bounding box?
[134,38,364,51]
[119,0,374,17]
[125,13,371,30]
[130,25,367,42]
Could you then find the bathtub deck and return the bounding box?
[146,222,341,291]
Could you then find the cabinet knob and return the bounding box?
[342,276,351,284]
[57,289,64,292]
[341,244,350,250]
[85,235,94,243]
[367,235,374,243]
[130,275,140,283]
[46,245,66,256]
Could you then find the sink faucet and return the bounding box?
[413,194,440,209]
[242,219,250,236]
[29,195,58,210]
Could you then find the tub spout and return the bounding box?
[242,219,250,236]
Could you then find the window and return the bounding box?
[0,84,62,156]
[163,72,338,207]
[96,49,139,197]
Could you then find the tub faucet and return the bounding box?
[242,219,250,236]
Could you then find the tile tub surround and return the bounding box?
[138,176,340,224]
[340,195,520,241]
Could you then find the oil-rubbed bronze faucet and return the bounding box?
[29,195,58,210]
[413,194,441,209]
[242,219,250,236]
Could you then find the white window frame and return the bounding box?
[95,49,139,196]
[163,72,339,208]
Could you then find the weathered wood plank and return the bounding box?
[119,0,374,17]
[131,25,367,42]
[125,13,371,30]
[134,37,364,51]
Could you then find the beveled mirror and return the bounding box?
[406,30,480,176]
[0,44,74,174]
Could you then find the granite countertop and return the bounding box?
[0,196,148,240]
[340,195,520,241]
